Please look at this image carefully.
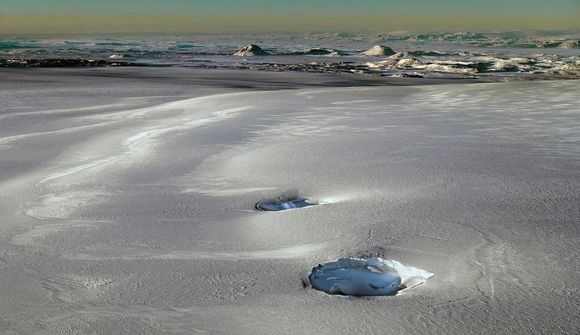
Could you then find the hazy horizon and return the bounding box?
[1,0,579,34]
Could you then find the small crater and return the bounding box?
[307,257,433,296]
[255,190,317,212]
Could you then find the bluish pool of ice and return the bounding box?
[309,258,433,296]
[255,191,316,211]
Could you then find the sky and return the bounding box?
[0,0,579,34]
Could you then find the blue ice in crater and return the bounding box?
[308,258,433,296]
[255,191,316,211]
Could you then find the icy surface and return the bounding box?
[0,68,578,334]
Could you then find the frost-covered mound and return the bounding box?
[308,258,433,296]
[547,64,580,76]
[558,40,579,49]
[367,52,423,69]
[363,52,580,77]
[362,45,396,56]
[233,44,269,56]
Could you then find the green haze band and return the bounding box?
[1,0,578,33]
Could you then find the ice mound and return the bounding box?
[363,52,580,77]
[537,40,580,49]
[558,40,579,49]
[548,64,580,77]
[537,40,563,49]
[255,190,316,211]
[234,44,269,57]
[367,52,423,69]
[409,50,450,57]
[303,48,341,56]
[286,48,342,56]
[396,57,424,68]
[362,45,396,57]
[424,63,478,74]
[308,258,433,296]
[487,57,532,72]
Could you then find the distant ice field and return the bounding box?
[1,31,579,79]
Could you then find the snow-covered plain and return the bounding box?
[0,68,578,334]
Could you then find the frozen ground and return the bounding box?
[0,68,578,334]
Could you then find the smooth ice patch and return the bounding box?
[255,190,317,211]
[308,258,433,296]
